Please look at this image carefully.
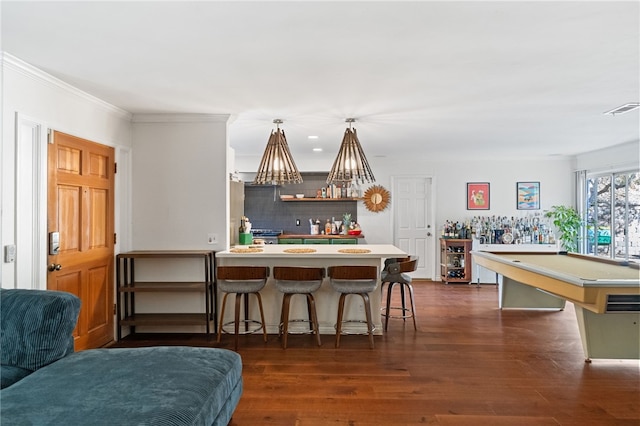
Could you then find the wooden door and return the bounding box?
[47,131,115,350]
[393,176,434,279]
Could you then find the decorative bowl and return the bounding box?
[348,230,362,235]
[295,194,304,199]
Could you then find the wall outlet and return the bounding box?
[207,233,218,244]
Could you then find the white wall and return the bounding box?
[131,114,230,251]
[575,141,640,173]
[1,53,132,288]
[369,156,574,241]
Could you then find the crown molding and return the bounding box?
[2,51,133,120]
[2,52,232,125]
[132,113,231,123]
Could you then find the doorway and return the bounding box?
[47,131,115,350]
[392,176,434,279]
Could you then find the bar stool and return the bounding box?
[380,256,419,331]
[328,265,378,349]
[273,266,325,349]
[217,266,269,351]
[380,257,406,300]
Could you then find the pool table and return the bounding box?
[472,251,640,362]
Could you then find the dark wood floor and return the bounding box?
[112,281,640,426]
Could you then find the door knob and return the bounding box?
[48,263,62,272]
[427,232,432,236]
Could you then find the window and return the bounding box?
[585,171,640,261]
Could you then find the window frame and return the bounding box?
[581,170,639,262]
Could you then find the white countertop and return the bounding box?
[217,244,406,258]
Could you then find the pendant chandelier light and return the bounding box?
[327,118,375,184]
[253,119,303,185]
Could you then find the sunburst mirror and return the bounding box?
[363,185,391,212]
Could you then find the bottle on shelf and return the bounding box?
[457,213,554,245]
[239,216,246,234]
[310,219,320,235]
[350,181,360,198]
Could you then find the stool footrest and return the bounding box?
[220,319,265,336]
[381,306,415,320]
[335,319,376,335]
[279,319,317,335]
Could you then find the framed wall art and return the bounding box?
[517,181,540,210]
[467,182,490,210]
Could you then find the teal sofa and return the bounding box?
[0,289,242,426]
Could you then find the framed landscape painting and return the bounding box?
[467,182,490,210]
[517,181,540,210]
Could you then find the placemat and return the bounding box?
[283,248,317,253]
[338,248,371,254]
[230,248,264,253]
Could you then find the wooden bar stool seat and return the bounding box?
[273,266,325,349]
[380,256,419,331]
[328,265,378,349]
[217,266,269,351]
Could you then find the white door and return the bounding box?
[392,176,434,279]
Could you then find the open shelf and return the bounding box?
[280,197,363,202]
[440,238,472,284]
[116,250,216,339]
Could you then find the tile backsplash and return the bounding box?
[243,173,358,234]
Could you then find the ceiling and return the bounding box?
[2,1,639,166]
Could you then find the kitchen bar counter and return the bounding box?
[216,244,406,335]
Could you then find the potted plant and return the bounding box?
[544,205,582,252]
